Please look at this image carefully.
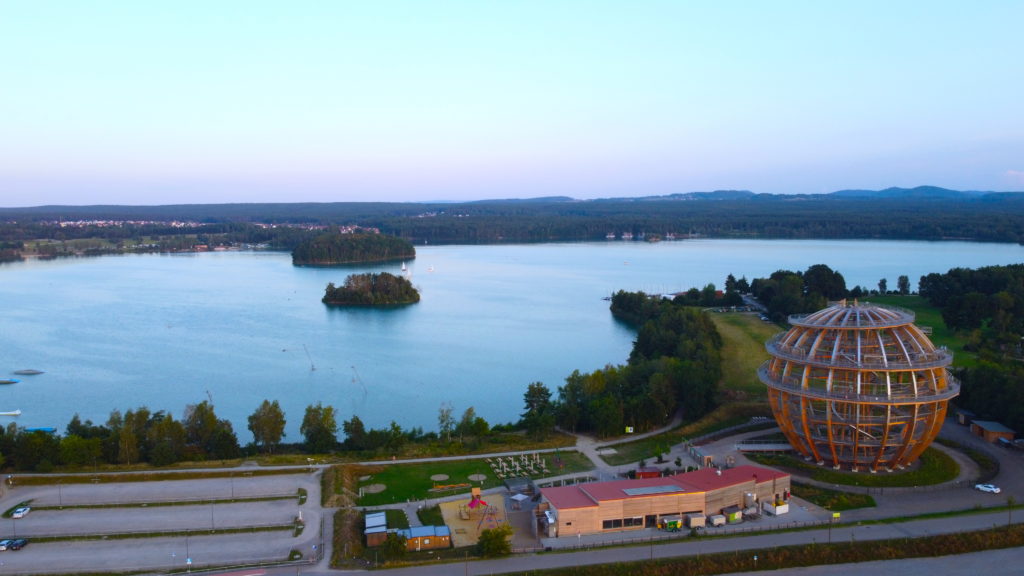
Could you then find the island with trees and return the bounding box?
[292,232,415,266]
[322,272,420,306]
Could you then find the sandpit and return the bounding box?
[439,493,508,548]
[361,483,386,494]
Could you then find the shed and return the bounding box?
[636,466,662,479]
[364,511,388,547]
[396,525,451,551]
[954,407,976,426]
[970,420,1016,443]
[722,505,743,523]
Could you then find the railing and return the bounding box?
[759,364,960,404]
[788,303,915,328]
[765,334,952,370]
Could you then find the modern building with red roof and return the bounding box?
[539,465,790,537]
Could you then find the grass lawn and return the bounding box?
[792,481,876,511]
[710,312,780,397]
[865,294,976,368]
[748,447,958,488]
[354,452,594,506]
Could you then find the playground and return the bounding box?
[438,487,509,548]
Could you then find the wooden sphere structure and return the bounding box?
[759,301,959,471]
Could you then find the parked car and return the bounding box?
[0,539,11,551]
[975,483,1001,494]
[11,506,30,519]
[7,539,27,551]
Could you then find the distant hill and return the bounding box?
[829,186,995,199]
[603,190,756,202]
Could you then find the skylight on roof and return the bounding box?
[622,485,682,496]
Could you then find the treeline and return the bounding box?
[323,272,420,306]
[919,264,1024,431]
[0,401,245,471]
[0,391,550,471]
[552,292,722,437]
[292,232,415,265]
[4,194,1024,250]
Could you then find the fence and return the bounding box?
[515,518,836,553]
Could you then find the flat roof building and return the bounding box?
[539,465,790,537]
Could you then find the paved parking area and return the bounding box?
[0,469,322,574]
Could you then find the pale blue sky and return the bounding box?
[2,1,1022,206]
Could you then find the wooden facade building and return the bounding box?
[540,465,789,537]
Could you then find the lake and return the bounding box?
[0,238,1020,441]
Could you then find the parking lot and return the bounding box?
[0,468,321,574]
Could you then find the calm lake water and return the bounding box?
[1,239,1021,441]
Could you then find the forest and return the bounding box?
[918,264,1024,431]
[552,292,723,437]
[322,272,420,306]
[2,188,1024,259]
[292,232,415,265]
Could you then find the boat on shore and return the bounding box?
[0,379,19,385]
[13,369,43,375]
[0,410,21,417]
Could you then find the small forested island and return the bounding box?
[292,232,415,266]
[323,272,420,306]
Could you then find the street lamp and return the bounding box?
[58,480,63,508]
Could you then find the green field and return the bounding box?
[355,451,594,506]
[710,312,780,396]
[748,447,959,488]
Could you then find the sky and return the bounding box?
[1,1,1023,206]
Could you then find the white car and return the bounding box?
[10,506,29,519]
[975,483,1001,494]
[0,539,11,551]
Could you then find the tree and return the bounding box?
[184,400,239,459]
[342,415,368,451]
[146,412,186,466]
[381,532,407,561]
[301,402,338,454]
[522,382,555,440]
[59,434,103,468]
[878,278,888,294]
[897,275,911,295]
[248,399,286,453]
[476,524,513,557]
[736,276,750,293]
[437,402,455,442]
[803,264,847,300]
[184,401,218,451]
